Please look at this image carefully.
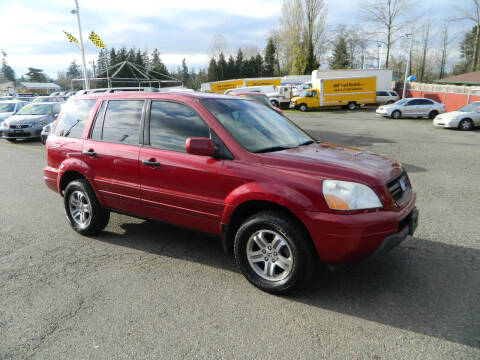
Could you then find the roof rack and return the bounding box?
[75,87,160,95]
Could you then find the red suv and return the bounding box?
[44,91,418,294]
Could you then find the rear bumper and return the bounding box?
[296,192,417,263]
[43,166,59,193]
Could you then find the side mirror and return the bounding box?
[185,137,215,157]
[53,113,59,119]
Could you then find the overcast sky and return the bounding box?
[0,0,467,79]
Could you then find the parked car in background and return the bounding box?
[376,90,399,105]
[0,100,29,122]
[32,96,67,103]
[433,101,480,130]
[376,98,445,119]
[1,102,62,142]
[43,91,417,294]
[229,92,283,113]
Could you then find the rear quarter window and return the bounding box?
[54,99,97,138]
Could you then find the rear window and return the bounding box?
[54,99,96,138]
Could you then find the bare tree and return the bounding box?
[241,45,261,59]
[419,19,431,82]
[208,34,229,60]
[439,22,449,78]
[359,0,412,68]
[454,0,480,71]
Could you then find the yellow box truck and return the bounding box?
[289,76,377,111]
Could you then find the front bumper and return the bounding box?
[296,192,417,263]
[433,117,458,128]
[1,126,43,139]
[376,109,389,117]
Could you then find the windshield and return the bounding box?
[394,99,409,105]
[300,90,309,98]
[0,103,15,112]
[459,103,480,112]
[201,98,314,153]
[16,103,52,115]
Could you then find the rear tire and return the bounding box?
[459,118,474,131]
[234,210,316,294]
[391,110,401,119]
[428,110,438,119]
[64,179,110,235]
[347,102,356,111]
[299,104,307,112]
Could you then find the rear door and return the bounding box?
[82,99,146,214]
[416,99,434,116]
[139,100,226,234]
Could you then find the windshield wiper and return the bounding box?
[298,140,314,146]
[254,146,291,153]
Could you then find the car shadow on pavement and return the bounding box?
[93,219,479,349]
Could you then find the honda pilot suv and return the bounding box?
[44,91,418,294]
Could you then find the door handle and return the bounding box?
[83,150,97,157]
[142,159,160,167]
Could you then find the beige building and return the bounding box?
[16,82,61,95]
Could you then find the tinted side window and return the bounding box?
[90,100,107,140]
[149,101,210,152]
[406,100,419,106]
[419,99,434,105]
[54,99,96,138]
[101,100,144,145]
[377,91,388,96]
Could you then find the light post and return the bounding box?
[71,0,89,90]
[402,33,413,99]
[378,43,383,69]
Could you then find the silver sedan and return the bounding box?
[433,102,480,130]
[376,98,445,119]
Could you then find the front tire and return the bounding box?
[459,119,474,131]
[64,179,110,235]
[391,110,401,119]
[234,211,316,294]
[271,100,280,108]
[299,104,307,112]
[347,102,356,111]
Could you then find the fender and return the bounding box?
[57,158,107,208]
[221,181,317,225]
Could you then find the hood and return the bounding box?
[258,142,403,187]
[438,111,466,118]
[5,114,49,125]
[0,112,14,120]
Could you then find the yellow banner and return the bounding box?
[244,78,281,87]
[210,80,244,93]
[323,77,376,95]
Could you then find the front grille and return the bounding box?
[9,124,30,129]
[387,171,411,204]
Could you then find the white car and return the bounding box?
[376,98,445,119]
[433,102,480,131]
[376,90,399,104]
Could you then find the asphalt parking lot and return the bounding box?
[1,109,479,359]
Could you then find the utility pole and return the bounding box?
[378,43,383,69]
[402,34,413,99]
[72,0,89,90]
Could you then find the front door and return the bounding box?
[305,89,319,108]
[83,99,145,214]
[139,100,226,234]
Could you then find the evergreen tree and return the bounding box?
[135,49,144,67]
[117,47,128,63]
[66,60,82,79]
[217,53,227,80]
[150,49,169,75]
[264,38,276,77]
[226,55,236,79]
[109,48,117,66]
[304,38,319,74]
[329,36,350,69]
[1,50,16,83]
[255,54,264,77]
[235,49,244,78]
[25,67,47,82]
[180,58,190,86]
[458,26,478,73]
[207,58,218,82]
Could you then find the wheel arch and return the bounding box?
[221,199,312,256]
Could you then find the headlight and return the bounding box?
[322,180,382,210]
